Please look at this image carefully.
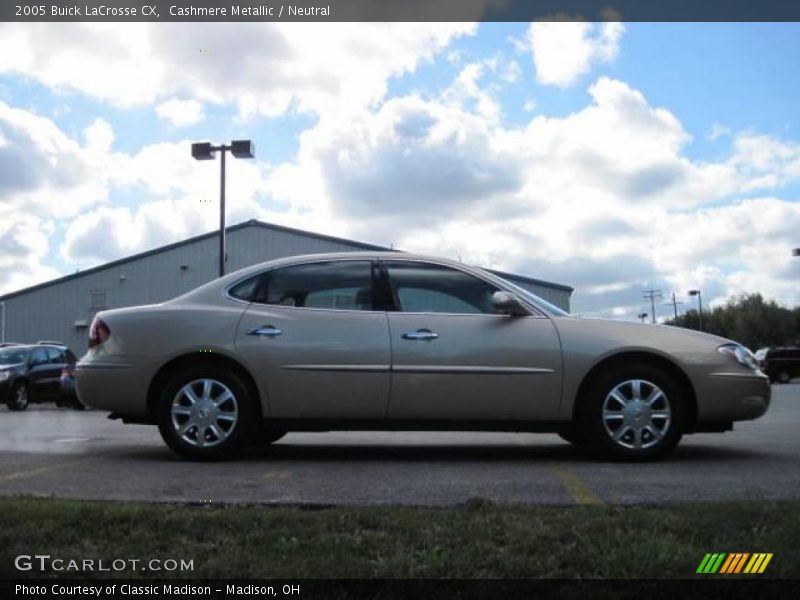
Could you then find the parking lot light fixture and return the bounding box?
[191,140,256,277]
[637,312,648,323]
[688,289,703,331]
[793,248,800,257]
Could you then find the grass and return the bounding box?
[0,497,798,580]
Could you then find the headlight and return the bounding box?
[0,371,9,382]
[718,343,760,371]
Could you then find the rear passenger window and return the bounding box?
[46,347,64,364]
[228,274,262,302]
[263,261,374,311]
[30,348,48,366]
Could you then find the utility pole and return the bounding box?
[664,292,684,320]
[642,289,662,324]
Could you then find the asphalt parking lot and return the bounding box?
[0,384,798,507]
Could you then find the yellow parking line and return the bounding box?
[0,461,79,484]
[549,467,604,505]
[262,471,290,481]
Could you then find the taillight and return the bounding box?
[88,317,111,348]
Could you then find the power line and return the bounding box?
[642,289,662,324]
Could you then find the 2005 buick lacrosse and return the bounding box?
[76,252,770,461]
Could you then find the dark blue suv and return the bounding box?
[0,343,79,411]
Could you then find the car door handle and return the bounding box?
[402,329,439,341]
[246,325,283,337]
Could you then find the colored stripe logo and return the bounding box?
[697,553,773,574]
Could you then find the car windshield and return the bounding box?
[0,348,28,365]
[484,272,570,317]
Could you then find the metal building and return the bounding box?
[0,220,572,353]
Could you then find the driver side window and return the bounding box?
[383,261,501,315]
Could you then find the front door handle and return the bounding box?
[246,325,283,337]
[402,329,439,341]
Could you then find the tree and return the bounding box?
[665,293,799,350]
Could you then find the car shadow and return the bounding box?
[101,438,771,465]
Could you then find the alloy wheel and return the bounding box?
[602,379,672,450]
[170,378,238,448]
[15,384,29,410]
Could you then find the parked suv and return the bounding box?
[0,343,79,410]
[754,347,800,384]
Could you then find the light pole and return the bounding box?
[191,140,255,277]
[688,289,703,331]
[637,312,648,323]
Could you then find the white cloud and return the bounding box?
[528,20,624,87]
[0,101,111,219]
[0,214,59,294]
[156,99,205,127]
[0,23,475,118]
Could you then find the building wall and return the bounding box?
[1,225,570,354]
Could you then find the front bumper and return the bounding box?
[695,370,771,423]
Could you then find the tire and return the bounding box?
[6,382,30,411]
[576,363,685,461]
[776,371,791,384]
[156,365,258,461]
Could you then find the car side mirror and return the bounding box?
[491,291,528,316]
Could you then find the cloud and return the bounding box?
[0,102,111,219]
[0,215,59,294]
[0,23,475,117]
[156,99,205,127]
[528,20,624,87]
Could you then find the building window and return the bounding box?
[90,290,107,311]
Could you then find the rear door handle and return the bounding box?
[246,325,283,337]
[402,329,439,341]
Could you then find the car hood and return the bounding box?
[551,316,742,367]
[0,362,24,371]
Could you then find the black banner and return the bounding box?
[3,579,799,600]
[4,0,800,23]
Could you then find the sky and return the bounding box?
[0,21,799,320]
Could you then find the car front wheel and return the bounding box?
[578,364,685,461]
[156,365,257,461]
[776,371,791,384]
[7,382,30,411]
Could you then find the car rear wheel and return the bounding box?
[156,365,257,461]
[776,370,791,384]
[578,364,685,461]
[7,382,30,411]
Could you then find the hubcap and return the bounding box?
[16,386,28,407]
[602,379,671,450]
[171,379,238,448]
